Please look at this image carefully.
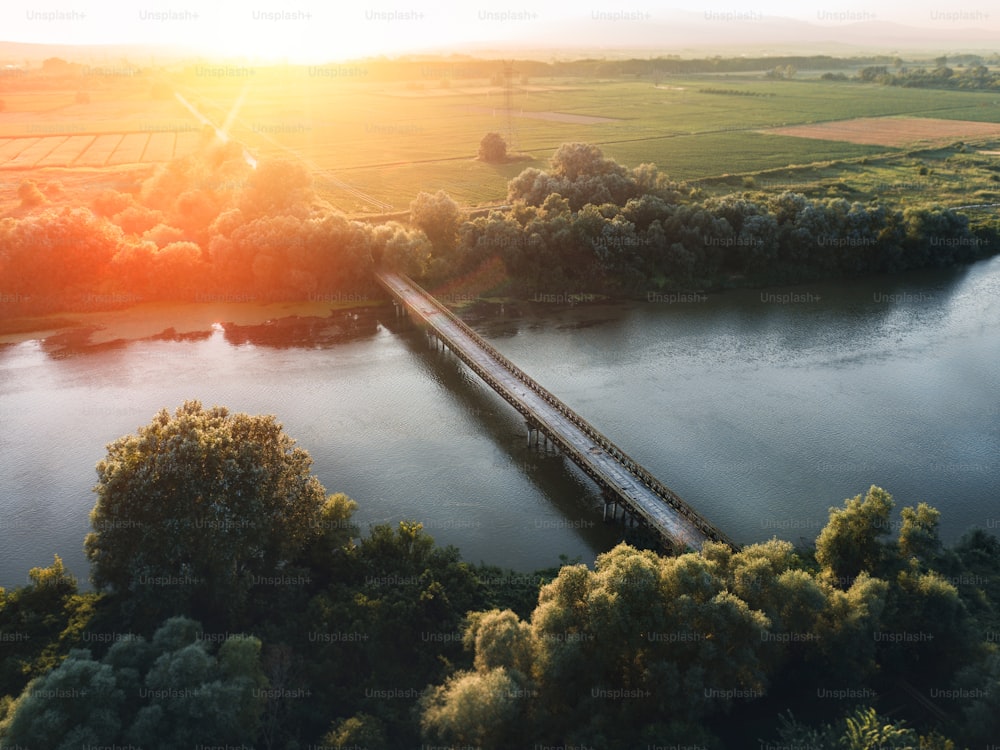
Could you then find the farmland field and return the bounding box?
[4,69,1000,213]
[763,117,1000,146]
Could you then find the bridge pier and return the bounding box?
[602,491,618,522]
[545,433,559,455]
[427,331,448,355]
[526,420,543,452]
[602,492,646,528]
[525,423,560,455]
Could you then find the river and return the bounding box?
[1,258,998,588]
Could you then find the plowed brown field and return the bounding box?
[762,117,1000,147]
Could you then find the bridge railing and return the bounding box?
[378,271,740,551]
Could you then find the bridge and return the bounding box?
[376,270,739,552]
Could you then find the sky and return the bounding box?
[1,0,997,61]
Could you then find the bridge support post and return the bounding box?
[602,491,618,523]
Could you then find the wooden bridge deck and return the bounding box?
[376,270,739,552]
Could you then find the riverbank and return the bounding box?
[0,298,383,347]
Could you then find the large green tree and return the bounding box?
[84,401,357,627]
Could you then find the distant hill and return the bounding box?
[443,12,1000,57]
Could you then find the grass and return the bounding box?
[7,67,1000,212]
[597,132,890,181]
[696,140,1000,215]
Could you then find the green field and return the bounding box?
[7,67,1000,213]
[699,142,1000,211]
[174,71,1000,210]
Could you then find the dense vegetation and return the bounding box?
[2,141,996,319]
[0,144,392,314]
[428,142,997,295]
[1,402,998,748]
[826,61,1000,91]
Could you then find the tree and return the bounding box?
[549,142,626,182]
[17,181,46,208]
[505,143,682,213]
[84,401,357,628]
[323,712,389,749]
[767,64,796,79]
[767,706,952,749]
[127,619,266,747]
[420,667,528,749]
[0,648,127,747]
[371,221,431,277]
[898,502,943,563]
[465,609,532,676]
[0,616,266,749]
[303,521,486,744]
[955,651,1000,744]
[239,159,314,219]
[153,240,206,298]
[815,485,895,585]
[478,132,508,163]
[0,206,125,306]
[0,556,98,699]
[420,543,772,748]
[410,189,462,258]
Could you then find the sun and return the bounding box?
[186,3,454,64]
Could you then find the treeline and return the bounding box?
[383,54,888,80]
[419,143,997,296]
[1,402,999,748]
[826,63,1000,91]
[3,141,997,316]
[9,53,999,89]
[6,54,892,88]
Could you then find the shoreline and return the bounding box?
[0,298,384,347]
[4,254,995,348]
